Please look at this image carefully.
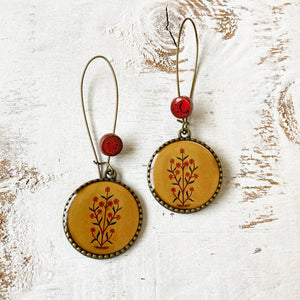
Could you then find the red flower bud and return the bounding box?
[189,159,194,164]
[113,199,119,204]
[175,170,180,175]
[99,201,105,207]
[170,159,175,164]
[176,163,181,168]
[169,174,173,180]
[185,172,190,177]
[171,187,176,192]
[194,174,198,179]
[93,197,98,202]
[108,212,113,218]
[97,209,102,215]
[108,201,113,206]
[90,213,95,219]
[180,148,185,153]
[90,228,96,233]
[105,186,110,192]
[184,162,189,166]
[110,228,115,233]
[189,187,194,192]
[116,215,121,220]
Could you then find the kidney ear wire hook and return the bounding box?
[80,56,120,179]
[175,18,199,138]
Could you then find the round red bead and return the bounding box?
[99,134,123,156]
[170,96,193,118]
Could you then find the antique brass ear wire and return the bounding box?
[176,18,199,98]
[175,18,199,138]
[80,56,119,179]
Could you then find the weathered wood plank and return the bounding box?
[0,0,299,299]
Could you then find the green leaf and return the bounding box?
[90,239,97,244]
[189,166,192,173]
[113,206,115,213]
[89,207,94,212]
[92,222,98,225]
[173,198,177,203]
[94,206,99,211]
[108,240,113,244]
[186,191,189,198]
[106,232,109,239]
[183,155,189,160]
[96,231,100,239]
[110,222,116,225]
[101,195,106,200]
[107,194,113,200]
[185,178,188,183]
[167,169,172,173]
[178,177,181,184]
[107,218,110,225]
[177,190,181,198]
[99,217,103,223]
[172,182,178,185]
[189,199,194,202]
[194,166,199,170]
[176,156,182,161]
[189,180,195,184]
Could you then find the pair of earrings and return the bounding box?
[63,18,222,259]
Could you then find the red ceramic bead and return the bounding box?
[99,133,123,156]
[170,96,193,118]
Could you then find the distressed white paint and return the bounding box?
[0,0,300,299]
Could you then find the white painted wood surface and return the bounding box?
[1,1,300,299]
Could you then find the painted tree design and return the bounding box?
[89,186,122,249]
[167,148,199,206]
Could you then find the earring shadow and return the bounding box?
[120,137,135,158]
[207,152,231,211]
[113,172,147,259]
[124,187,148,257]
[86,77,105,176]
[191,46,230,209]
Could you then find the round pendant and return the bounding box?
[63,179,143,259]
[147,138,222,213]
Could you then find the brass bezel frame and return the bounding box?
[63,178,143,259]
[147,137,223,213]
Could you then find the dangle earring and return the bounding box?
[147,18,222,213]
[63,56,143,259]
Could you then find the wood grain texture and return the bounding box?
[0,0,300,299]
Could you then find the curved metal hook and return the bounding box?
[80,56,119,179]
[176,18,199,99]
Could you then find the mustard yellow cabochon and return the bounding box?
[63,179,142,259]
[148,138,222,213]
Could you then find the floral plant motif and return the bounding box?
[89,186,122,249]
[167,148,199,206]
